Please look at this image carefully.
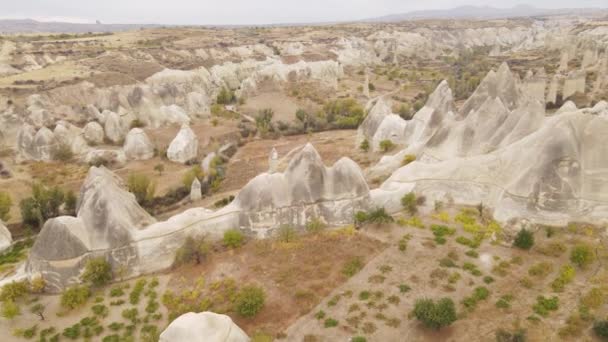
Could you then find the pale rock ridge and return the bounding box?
[167,125,198,164]
[159,312,249,342]
[27,144,369,290]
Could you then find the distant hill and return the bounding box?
[364,5,608,22]
[0,19,160,34]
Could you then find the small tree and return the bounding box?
[0,191,12,221]
[223,229,244,249]
[359,139,370,152]
[30,303,45,321]
[81,257,113,287]
[174,236,210,265]
[401,192,418,215]
[29,276,46,294]
[277,224,297,243]
[570,244,594,269]
[413,297,457,330]
[64,190,77,216]
[234,285,265,318]
[154,163,165,176]
[513,229,534,250]
[127,173,156,205]
[60,285,91,310]
[1,300,20,319]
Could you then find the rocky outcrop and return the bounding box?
[160,312,249,342]
[123,128,155,160]
[167,125,198,164]
[0,220,12,254]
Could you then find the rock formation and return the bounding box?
[268,148,278,173]
[167,125,198,164]
[159,312,249,342]
[363,63,608,227]
[0,220,12,254]
[27,143,370,290]
[123,128,155,160]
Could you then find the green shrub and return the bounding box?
[255,109,274,135]
[551,265,575,292]
[593,320,608,340]
[324,318,339,328]
[533,296,559,317]
[402,154,416,166]
[356,207,393,225]
[495,328,526,342]
[0,191,12,221]
[0,280,28,302]
[19,183,66,228]
[351,337,367,342]
[121,308,138,323]
[51,143,74,162]
[223,229,244,248]
[570,244,594,269]
[130,119,145,128]
[379,140,395,152]
[359,291,371,300]
[1,300,20,319]
[216,87,236,105]
[413,297,457,330]
[129,279,147,305]
[91,304,109,318]
[127,173,155,205]
[360,139,370,152]
[234,285,265,318]
[81,257,113,287]
[324,98,364,128]
[528,262,554,278]
[401,192,418,215]
[60,286,91,310]
[513,229,534,250]
[342,257,363,277]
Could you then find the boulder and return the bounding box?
[0,220,12,254]
[167,125,198,164]
[83,122,104,145]
[123,128,155,160]
[159,312,249,342]
[32,127,55,161]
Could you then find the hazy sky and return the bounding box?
[1,0,607,25]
